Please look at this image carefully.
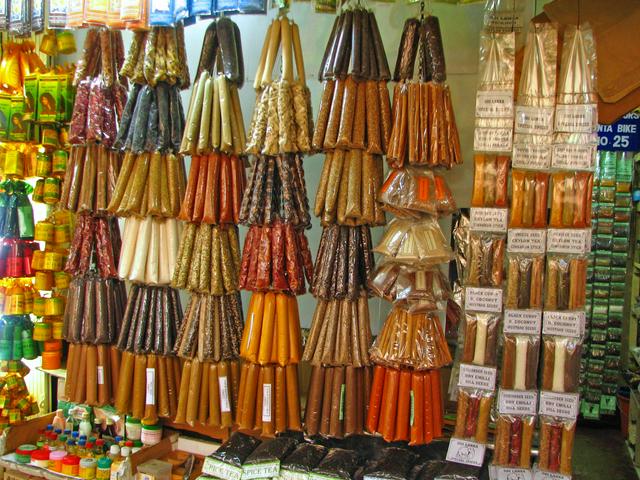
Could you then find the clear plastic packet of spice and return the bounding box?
[505,253,544,309]
[460,312,500,367]
[537,415,576,476]
[500,334,540,390]
[464,231,505,288]
[452,388,494,444]
[493,414,535,469]
[541,336,582,394]
[369,261,451,312]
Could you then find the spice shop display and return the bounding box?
[170,16,246,431]
[237,14,312,437]
[303,4,395,438]
[364,12,458,446]
[449,9,515,469]
[109,24,189,423]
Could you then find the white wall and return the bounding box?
[66,1,545,333]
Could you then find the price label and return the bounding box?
[446,438,486,467]
[508,229,546,253]
[219,376,231,413]
[97,366,104,385]
[546,229,591,254]
[515,106,554,135]
[465,287,503,313]
[470,208,508,233]
[458,363,497,390]
[551,143,597,170]
[496,467,533,480]
[498,390,538,416]
[474,127,513,152]
[202,458,242,480]
[145,368,155,405]
[512,143,552,170]
[543,311,585,338]
[262,383,272,422]
[503,310,542,335]
[533,469,571,480]
[476,91,514,118]
[483,11,523,32]
[539,391,580,419]
[555,104,597,133]
[242,462,280,480]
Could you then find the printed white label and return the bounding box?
[476,90,514,118]
[97,366,104,385]
[458,363,497,390]
[543,311,585,338]
[551,143,597,170]
[512,143,552,170]
[474,127,513,152]
[546,229,591,254]
[262,384,272,422]
[533,470,571,480]
[539,391,580,419]
[484,11,523,32]
[446,438,486,467]
[465,287,503,313]
[202,458,242,480]
[219,376,231,413]
[507,229,546,254]
[281,470,309,480]
[555,104,597,133]
[503,310,542,335]
[145,368,155,405]
[515,106,554,135]
[470,208,508,233]
[498,390,538,416]
[497,467,533,480]
[242,461,280,479]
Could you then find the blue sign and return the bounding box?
[598,111,640,152]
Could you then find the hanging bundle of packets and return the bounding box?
[534,23,598,478]
[61,27,129,408]
[0,179,40,424]
[448,22,516,468]
[108,24,189,424]
[365,13,459,446]
[489,22,557,478]
[581,148,633,418]
[170,16,246,431]
[233,14,313,438]
[302,4,390,439]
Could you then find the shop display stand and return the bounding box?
[447,13,515,471]
[581,147,635,420]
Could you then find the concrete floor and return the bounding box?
[573,426,638,479]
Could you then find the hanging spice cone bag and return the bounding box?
[448,9,515,469]
[170,16,246,431]
[61,27,130,408]
[233,15,313,438]
[302,3,395,438]
[364,11,459,446]
[108,24,191,424]
[534,22,598,478]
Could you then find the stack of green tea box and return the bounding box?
[582,150,634,419]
